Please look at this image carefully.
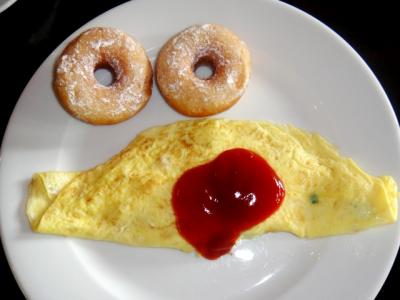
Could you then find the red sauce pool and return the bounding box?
[172,148,285,259]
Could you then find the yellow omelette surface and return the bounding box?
[26,119,398,253]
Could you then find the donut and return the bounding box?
[156,24,251,117]
[54,27,153,125]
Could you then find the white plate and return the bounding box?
[0,0,17,13]
[1,0,399,299]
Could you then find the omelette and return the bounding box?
[26,119,398,256]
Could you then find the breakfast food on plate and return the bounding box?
[156,24,251,117]
[26,119,398,259]
[53,27,153,125]
[172,148,285,259]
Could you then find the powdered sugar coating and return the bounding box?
[54,27,152,125]
[156,24,251,116]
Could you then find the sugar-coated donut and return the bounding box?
[156,24,251,117]
[54,27,152,125]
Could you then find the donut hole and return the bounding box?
[94,63,117,87]
[194,57,216,80]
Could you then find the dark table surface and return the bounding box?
[1,0,399,299]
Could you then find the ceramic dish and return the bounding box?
[1,0,399,299]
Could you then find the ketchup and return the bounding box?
[172,148,285,259]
